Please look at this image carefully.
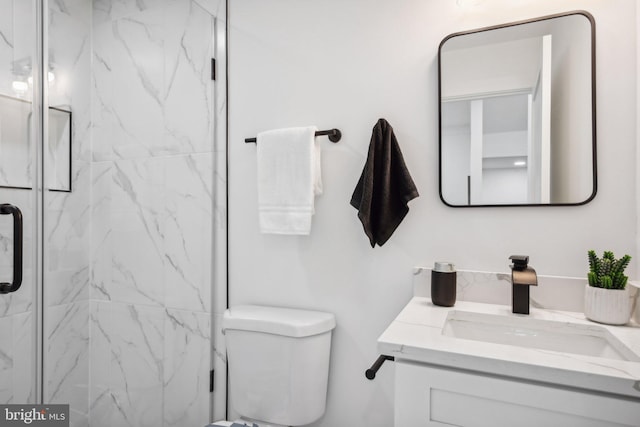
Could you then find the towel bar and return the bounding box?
[245,128,342,143]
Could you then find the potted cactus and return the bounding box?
[585,250,633,325]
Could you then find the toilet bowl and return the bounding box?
[213,305,336,427]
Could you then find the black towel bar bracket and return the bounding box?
[244,128,342,144]
[365,354,394,380]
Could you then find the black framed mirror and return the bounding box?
[438,11,596,207]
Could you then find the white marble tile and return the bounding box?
[91,21,115,162]
[0,0,13,52]
[163,308,210,427]
[46,268,90,307]
[11,1,33,69]
[48,1,93,163]
[88,302,125,426]
[164,154,212,312]
[93,0,217,160]
[49,0,92,25]
[111,303,164,427]
[193,0,224,17]
[11,311,34,403]
[91,0,113,26]
[0,92,34,188]
[110,303,163,385]
[88,387,115,427]
[0,272,34,318]
[45,161,91,305]
[0,314,12,403]
[90,162,112,301]
[93,0,167,25]
[110,209,165,306]
[48,5,90,104]
[90,302,164,427]
[109,158,165,306]
[92,9,167,161]
[69,409,89,427]
[90,301,216,426]
[162,1,214,156]
[45,302,89,415]
[109,11,165,159]
[88,302,110,397]
[90,386,162,427]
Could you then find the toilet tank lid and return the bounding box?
[223,305,336,338]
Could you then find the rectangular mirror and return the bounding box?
[438,11,596,207]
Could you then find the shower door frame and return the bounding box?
[33,0,46,405]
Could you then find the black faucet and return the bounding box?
[509,255,538,314]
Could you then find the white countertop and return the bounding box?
[378,297,640,398]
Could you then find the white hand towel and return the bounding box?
[257,126,321,234]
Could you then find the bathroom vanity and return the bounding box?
[378,297,640,426]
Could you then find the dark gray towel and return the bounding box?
[350,118,419,247]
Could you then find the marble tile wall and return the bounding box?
[88,0,225,426]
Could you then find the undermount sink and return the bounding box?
[442,310,640,362]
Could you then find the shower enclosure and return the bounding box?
[0,1,225,426]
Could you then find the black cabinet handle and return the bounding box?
[0,204,23,294]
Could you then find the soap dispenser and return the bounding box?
[431,262,456,307]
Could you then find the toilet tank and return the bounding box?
[223,305,336,426]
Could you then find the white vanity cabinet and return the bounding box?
[395,360,640,427]
[378,298,640,427]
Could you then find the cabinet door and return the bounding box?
[395,361,640,427]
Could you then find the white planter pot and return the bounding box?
[584,285,633,325]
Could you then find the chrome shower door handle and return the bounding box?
[0,204,23,294]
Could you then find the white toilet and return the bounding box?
[211,305,336,427]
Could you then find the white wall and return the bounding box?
[441,37,541,99]
[227,1,638,426]
[483,168,528,205]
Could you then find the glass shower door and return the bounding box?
[0,0,39,406]
[42,1,91,425]
[2,1,219,425]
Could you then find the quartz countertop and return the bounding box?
[378,297,640,398]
